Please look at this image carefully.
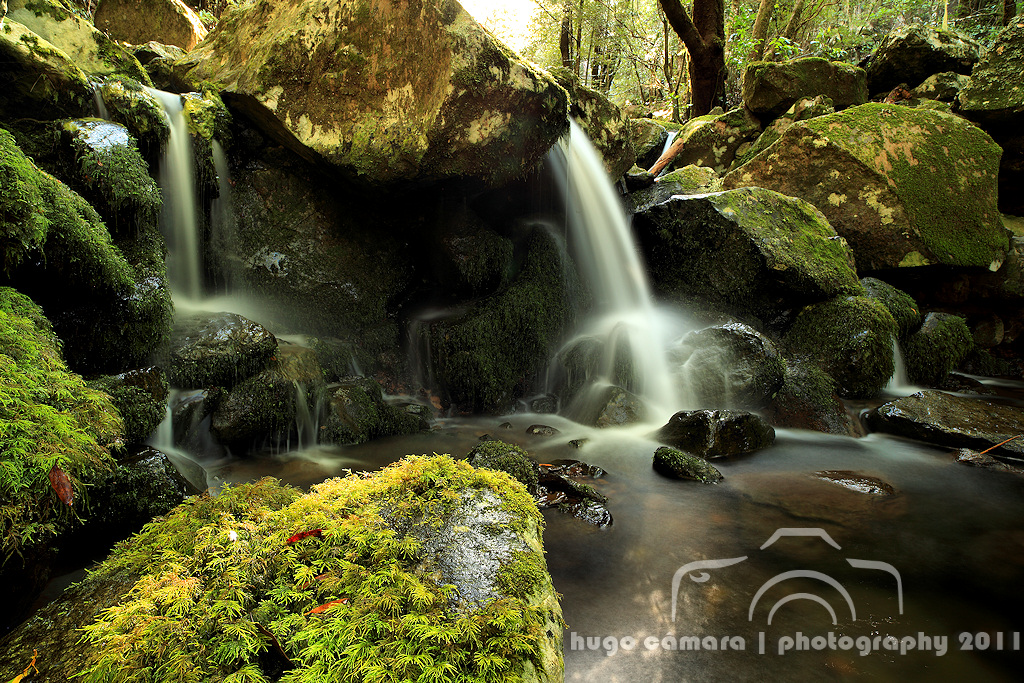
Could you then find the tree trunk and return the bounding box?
[658,0,725,117]
[1004,0,1018,24]
[560,2,573,69]
[768,0,806,60]
[748,0,774,61]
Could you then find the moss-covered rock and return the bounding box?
[0,457,564,682]
[468,439,539,495]
[652,446,723,483]
[633,187,863,324]
[7,0,150,82]
[94,0,209,51]
[321,376,427,446]
[724,103,1007,272]
[861,277,921,339]
[182,0,568,187]
[87,367,169,446]
[168,312,277,389]
[0,18,93,120]
[658,107,762,175]
[565,384,646,428]
[902,312,975,386]
[742,57,867,119]
[626,165,722,214]
[95,75,170,158]
[763,361,860,436]
[910,71,970,102]
[671,322,786,410]
[732,95,835,169]
[864,24,981,95]
[654,409,775,457]
[423,228,578,413]
[549,67,635,178]
[628,117,668,169]
[784,295,897,398]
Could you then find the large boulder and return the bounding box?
[168,312,278,389]
[902,312,974,385]
[321,376,427,445]
[182,0,569,187]
[863,25,981,95]
[0,457,564,682]
[7,0,149,82]
[549,67,635,178]
[656,107,762,174]
[654,409,775,457]
[723,103,1007,273]
[733,95,835,169]
[633,187,863,324]
[763,361,860,436]
[742,57,868,119]
[94,0,209,51]
[0,19,93,120]
[866,391,1024,456]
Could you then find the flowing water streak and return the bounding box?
[655,129,678,178]
[549,120,679,419]
[147,87,204,302]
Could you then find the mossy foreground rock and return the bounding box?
[634,187,863,323]
[863,24,981,95]
[724,103,1007,272]
[183,0,568,186]
[0,457,564,682]
[742,57,867,119]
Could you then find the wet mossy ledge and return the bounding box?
[0,455,564,683]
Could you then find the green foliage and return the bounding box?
[0,287,122,559]
[80,456,556,682]
[0,129,49,274]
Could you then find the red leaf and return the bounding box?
[286,529,322,544]
[306,598,348,615]
[49,465,73,506]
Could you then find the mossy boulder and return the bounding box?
[861,276,921,339]
[0,287,123,627]
[422,228,578,413]
[658,107,762,174]
[566,384,647,428]
[468,440,538,495]
[653,446,723,483]
[167,312,277,389]
[95,76,171,158]
[902,312,975,386]
[0,128,172,374]
[87,367,169,446]
[654,409,775,457]
[784,295,898,398]
[724,103,1007,272]
[863,24,981,95]
[321,376,427,446]
[763,361,860,436]
[0,457,564,682]
[94,0,209,51]
[626,165,722,214]
[633,187,863,324]
[742,57,867,119]
[671,322,786,410]
[0,18,93,120]
[910,71,970,102]
[7,0,150,82]
[628,117,669,168]
[732,95,835,169]
[182,0,569,187]
[549,67,635,178]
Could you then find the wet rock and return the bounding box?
[321,375,425,446]
[437,219,514,299]
[866,390,1024,456]
[467,440,538,495]
[902,312,974,386]
[653,446,723,483]
[529,395,559,414]
[133,40,187,90]
[910,71,970,102]
[953,448,1024,474]
[655,409,775,457]
[499,421,514,429]
[626,165,722,214]
[864,25,981,95]
[526,424,561,437]
[670,322,785,410]
[732,95,835,169]
[550,67,635,178]
[724,104,1007,273]
[861,277,921,338]
[657,107,762,174]
[183,0,567,188]
[634,187,862,324]
[971,314,1004,349]
[550,335,605,405]
[168,312,278,389]
[541,459,604,478]
[0,19,93,120]
[623,165,656,193]
[959,348,1017,378]
[568,438,588,449]
[87,367,169,445]
[784,295,897,398]
[95,76,171,157]
[763,361,860,436]
[628,118,669,169]
[569,385,646,428]
[814,470,896,495]
[743,57,867,119]
[94,0,208,51]
[536,467,612,527]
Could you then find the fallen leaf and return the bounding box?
[49,465,73,506]
[286,529,322,544]
[9,649,38,682]
[306,598,348,615]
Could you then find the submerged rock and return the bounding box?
[653,446,724,483]
[634,187,863,324]
[182,0,568,187]
[536,463,612,527]
[953,448,1024,474]
[814,470,896,496]
[168,312,278,389]
[670,322,786,410]
[724,103,1007,272]
[655,409,775,458]
[526,424,561,437]
[863,24,981,95]
[0,457,564,682]
[94,0,208,51]
[743,57,867,119]
[866,391,1024,456]
[902,312,974,386]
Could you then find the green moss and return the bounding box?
[861,277,920,339]
[182,87,232,142]
[903,312,975,386]
[0,287,123,560]
[467,440,538,495]
[652,446,723,484]
[80,456,557,682]
[0,129,49,273]
[98,76,171,152]
[495,551,548,598]
[87,369,169,446]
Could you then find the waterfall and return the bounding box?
[885,338,919,395]
[147,87,204,302]
[92,86,109,120]
[548,120,680,420]
[656,130,678,177]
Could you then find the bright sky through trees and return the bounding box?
[459,0,539,50]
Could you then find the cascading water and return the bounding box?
[547,120,682,421]
[655,129,678,177]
